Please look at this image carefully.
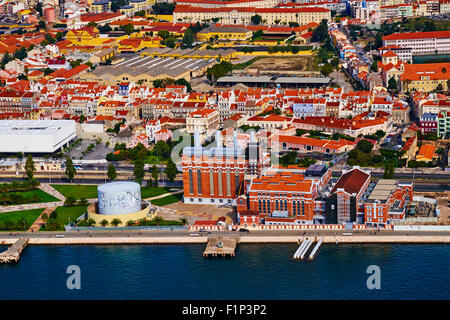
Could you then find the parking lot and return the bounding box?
[67,139,113,161]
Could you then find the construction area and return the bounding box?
[245,56,320,75]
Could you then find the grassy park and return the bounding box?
[0,189,60,205]
[40,206,88,231]
[151,193,183,206]
[51,184,179,200]
[0,208,44,231]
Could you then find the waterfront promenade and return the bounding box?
[0,230,449,245]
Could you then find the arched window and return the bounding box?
[226,169,231,196]
[209,169,214,196]
[258,199,262,213]
[218,170,223,196]
[301,201,305,216]
[188,169,193,194]
[197,169,202,195]
[262,199,266,214]
[293,201,296,215]
[275,200,279,210]
[267,199,271,214]
[235,172,240,194]
[284,200,287,211]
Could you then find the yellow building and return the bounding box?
[117,37,162,53]
[90,47,117,64]
[197,26,252,42]
[401,62,450,93]
[90,0,111,14]
[173,6,331,25]
[66,27,99,43]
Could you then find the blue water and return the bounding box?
[0,244,449,299]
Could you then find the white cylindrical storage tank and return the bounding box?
[97,181,142,215]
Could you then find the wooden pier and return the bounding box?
[0,238,29,263]
[203,236,238,258]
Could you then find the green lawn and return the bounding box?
[51,184,98,199]
[1,189,60,205]
[151,193,183,206]
[0,208,44,230]
[51,184,173,200]
[41,206,87,231]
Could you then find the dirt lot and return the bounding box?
[247,56,317,72]
[156,202,235,225]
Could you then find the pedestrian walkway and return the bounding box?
[0,201,63,213]
[28,206,57,232]
[38,183,66,201]
[144,190,183,201]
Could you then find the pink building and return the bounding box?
[44,7,56,23]
[154,129,172,143]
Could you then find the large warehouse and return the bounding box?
[0,120,77,153]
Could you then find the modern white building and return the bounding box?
[0,120,77,153]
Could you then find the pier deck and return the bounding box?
[0,238,29,263]
[203,236,238,258]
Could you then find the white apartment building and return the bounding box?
[383,31,450,55]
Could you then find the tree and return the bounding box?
[25,154,35,181]
[153,215,163,226]
[127,220,136,226]
[133,160,145,184]
[312,19,328,42]
[65,157,77,182]
[375,130,386,140]
[179,218,188,225]
[135,10,146,17]
[107,163,117,180]
[357,139,373,154]
[151,165,159,187]
[64,196,77,207]
[321,63,333,76]
[174,78,192,92]
[111,218,122,227]
[38,20,46,30]
[251,14,262,25]
[122,23,134,35]
[100,219,109,227]
[165,158,178,182]
[182,28,194,48]
[87,218,96,226]
[157,30,170,40]
[388,77,398,92]
[77,198,89,207]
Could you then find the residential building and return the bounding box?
[382,31,450,55]
[420,112,438,134]
[364,179,413,227]
[400,62,450,93]
[186,109,220,142]
[437,110,450,138]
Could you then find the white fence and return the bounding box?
[393,225,450,232]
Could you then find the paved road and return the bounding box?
[0,229,449,240]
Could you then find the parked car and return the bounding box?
[239,228,250,233]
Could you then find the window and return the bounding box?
[226,169,231,196]
[197,169,202,195]
[218,170,223,195]
[209,170,214,195]
[188,169,193,194]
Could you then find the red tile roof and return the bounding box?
[330,168,370,195]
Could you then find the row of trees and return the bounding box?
[0,219,30,231]
[77,216,186,227]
